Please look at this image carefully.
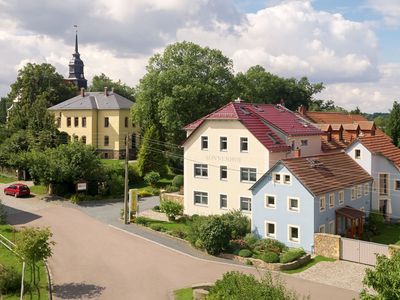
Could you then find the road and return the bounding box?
[1,183,360,299]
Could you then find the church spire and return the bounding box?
[66,25,87,90]
[75,28,78,54]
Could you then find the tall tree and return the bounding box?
[387,101,400,147]
[132,41,235,146]
[0,97,8,124]
[90,73,135,101]
[6,63,76,131]
[234,65,324,111]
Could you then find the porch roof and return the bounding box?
[336,206,365,219]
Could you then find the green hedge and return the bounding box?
[238,249,252,258]
[260,251,280,263]
[280,248,306,264]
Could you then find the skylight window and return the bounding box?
[268,133,280,144]
[239,106,251,115]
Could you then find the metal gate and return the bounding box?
[340,238,388,266]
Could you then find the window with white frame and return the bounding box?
[220,137,227,151]
[220,166,227,180]
[351,187,356,200]
[240,137,248,152]
[194,164,208,177]
[220,194,227,209]
[338,190,344,205]
[329,193,335,208]
[201,136,208,150]
[329,221,335,234]
[288,197,299,212]
[283,174,291,184]
[319,224,325,233]
[301,139,308,146]
[357,185,362,198]
[240,197,252,212]
[265,222,276,238]
[364,183,369,195]
[273,173,281,183]
[194,191,208,205]
[265,195,276,208]
[319,196,326,212]
[240,168,257,182]
[355,149,361,159]
[288,225,300,243]
[395,180,400,191]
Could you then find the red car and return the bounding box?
[4,183,30,198]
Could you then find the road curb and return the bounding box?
[44,259,53,300]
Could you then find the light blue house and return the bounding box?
[250,152,373,252]
[346,135,400,220]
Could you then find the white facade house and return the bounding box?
[182,100,323,218]
[346,135,400,219]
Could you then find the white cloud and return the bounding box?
[367,0,400,27]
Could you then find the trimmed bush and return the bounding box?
[144,171,160,187]
[260,251,280,263]
[160,200,183,221]
[280,248,306,264]
[152,205,160,212]
[0,266,22,294]
[238,249,252,258]
[199,216,231,255]
[165,185,179,193]
[254,239,288,254]
[135,216,150,226]
[172,175,184,188]
[150,224,163,231]
[244,233,259,249]
[220,210,250,240]
[187,215,209,246]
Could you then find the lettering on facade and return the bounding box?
[205,155,242,163]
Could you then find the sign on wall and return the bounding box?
[76,181,87,191]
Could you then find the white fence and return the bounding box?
[340,237,388,266]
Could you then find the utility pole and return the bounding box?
[123,134,129,224]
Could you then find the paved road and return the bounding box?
[1,183,360,299]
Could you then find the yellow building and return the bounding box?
[48,88,139,159]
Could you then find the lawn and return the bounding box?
[174,288,192,300]
[0,174,16,184]
[0,225,49,299]
[100,159,125,167]
[144,218,190,233]
[29,185,48,196]
[370,223,400,245]
[283,256,335,274]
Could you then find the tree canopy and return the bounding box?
[234,65,324,111]
[90,73,135,101]
[387,101,400,147]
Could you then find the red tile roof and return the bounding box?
[183,101,322,152]
[281,152,372,195]
[355,135,400,170]
[303,111,368,124]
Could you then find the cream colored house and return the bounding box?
[48,88,139,159]
[182,99,322,218]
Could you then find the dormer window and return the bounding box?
[327,131,332,142]
[339,129,344,141]
[355,149,361,159]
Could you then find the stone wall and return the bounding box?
[314,233,341,259]
[160,192,184,205]
[388,244,400,258]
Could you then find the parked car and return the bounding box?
[4,183,30,198]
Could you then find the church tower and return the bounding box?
[66,29,87,89]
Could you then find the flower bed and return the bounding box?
[219,252,311,271]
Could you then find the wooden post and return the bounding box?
[123,135,129,224]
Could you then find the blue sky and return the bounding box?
[0,0,398,112]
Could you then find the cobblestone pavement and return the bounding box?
[293,260,372,292]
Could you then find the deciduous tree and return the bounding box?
[387,101,400,147]
[90,73,135,101]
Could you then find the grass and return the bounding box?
[144,218,190,233]
[174,288,192,300]
[29,185,48,196]
[0,174,16,184]
[283,256,335,274]
[100,159,125,167]
[0,225,49,299]
[370,223,400,245]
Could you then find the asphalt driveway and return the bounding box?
[1,184,359,300]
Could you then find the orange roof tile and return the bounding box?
[304,112,368,124]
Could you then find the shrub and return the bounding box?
[199,216,231,255]
[228,239,248,252]
[254,239,288,254]
[172,175,184,188]
[0,266,22,294]
[144,171,161,187]
[70,193,85,204]
[160,200,183,221]
[280,248,306,264]
[139,186,160,197]
[244,233,259,250]
[128,163,142,182]
[0,200,7,225]
[208,271,298,300]
[260,251,280,263]
[238,249,252,258]
[221,211,250,240]
[152,205,160,212]
[187,215,210,246]
[367,210,385,235]
[150,224,163,231]
[165,185,179,193]
[135,217,150,226]
[168,229,187,239]
[108,174,124,196]
[138,191,152,197]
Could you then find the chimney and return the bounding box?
[280,98,285,107]
[293,147,301,158]
[234,97,243,103]
[297,104,306,115]
[80,88,85,97]
[104,87,108,96]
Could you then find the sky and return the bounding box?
[0,0,399,113]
